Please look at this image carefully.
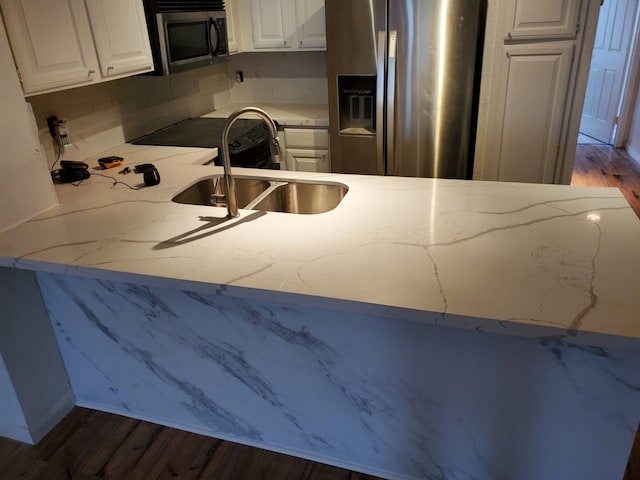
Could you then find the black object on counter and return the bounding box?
[130,117,280,170]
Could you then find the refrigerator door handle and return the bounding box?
[376,30,386,175]
[386,31,397,175]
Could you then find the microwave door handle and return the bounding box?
[209,17,220,55]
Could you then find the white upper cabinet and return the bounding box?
[225,0,240,53]
[295,0,326,49]
[249,0,294,49]
[245,0,325,51]
[0,0,154,95]
[0,0,98,93]
[507,0,581,39]
[84,0,153,77]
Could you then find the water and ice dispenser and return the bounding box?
[337,75,376,135]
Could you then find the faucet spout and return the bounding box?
[220,107,281,217]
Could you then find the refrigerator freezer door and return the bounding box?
[325,0,386,174]
[387,0,484,178]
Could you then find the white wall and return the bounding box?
[0,12,57,232]
[0,354,30,443]
[228,51,328,104]
[0,267,75,444]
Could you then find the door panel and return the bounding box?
[1,0,96,93]
[295,0,326,48]
[85,0,154,77]
[325,0,385,174]
[509,0,580,39]
[388,0,482,178]
[579,0,638,143]
[497,43,574,183]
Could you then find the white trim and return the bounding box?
[626,144,640,163]
[28,390,76,443]
[615,0,640,147]
[0,423,33,444]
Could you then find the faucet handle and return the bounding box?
[271,137,283,163]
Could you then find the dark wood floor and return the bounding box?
[0,408,383,480]
[573,143,640,480]
[1,145,639,480]
[571,143,640,218]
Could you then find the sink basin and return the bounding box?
[251,182,347,214]
[172,175,348,214]
[172,177,271,208]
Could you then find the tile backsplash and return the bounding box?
[228,51,328,104]
[29,63,231,166]
[28,51,328,167]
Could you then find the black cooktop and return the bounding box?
[131,117,266,149]
[130,117,280,169]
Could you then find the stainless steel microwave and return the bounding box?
[154,10,228,75]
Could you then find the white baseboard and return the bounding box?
[0,423,33,444]
[28,390,76,443]
[626,145,640,164]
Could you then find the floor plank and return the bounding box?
[0,408,383,480]
[571,144,640,219]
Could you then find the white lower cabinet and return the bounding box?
[0,0,154,95]
[283,128,331,172]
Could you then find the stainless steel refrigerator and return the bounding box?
[326,0,486,178]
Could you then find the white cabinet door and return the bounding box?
[84,0,153,77]
[286,148,330,172]
[283,128,330,172]
[249,0,294,49]
[508,0,581,39]
[493,43,575,183]
[0,0,98,93]
[226,0,240,53]
[294,0,325,49]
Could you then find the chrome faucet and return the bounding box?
[219,107,282,217]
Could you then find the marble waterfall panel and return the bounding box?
[37,272,640,480]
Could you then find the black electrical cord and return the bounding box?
[50,141,62,173]
[91,172,143,190]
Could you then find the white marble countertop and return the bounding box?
[2,145,640,349]
[203,102,329,127]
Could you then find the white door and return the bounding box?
[508,0,581,39]
[84,0,154,77]
[495,42,575,183]
[580,0,639,143]
[295,0,326,48]
[249,0,293,49]
[0,0,97,93]
[286,148,330,172]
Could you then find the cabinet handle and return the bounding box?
[88,69,96,78]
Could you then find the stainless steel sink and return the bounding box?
[172,177,271,208]
[172,175,348,214]
[251,181,347,214]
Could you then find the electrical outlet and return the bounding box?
[54,119,71,147]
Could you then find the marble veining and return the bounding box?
[0,146,639,351]
[38,272,640,480]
